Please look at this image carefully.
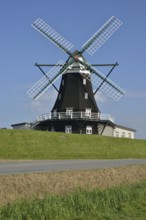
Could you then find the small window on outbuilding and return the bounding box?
[121,132,125,138]
[128,133,131,138]
[115,131,119,137]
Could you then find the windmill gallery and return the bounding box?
[12,16,136,138]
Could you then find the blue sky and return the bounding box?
[0,0,146,139]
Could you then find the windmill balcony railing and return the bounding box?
[36,112,115,123]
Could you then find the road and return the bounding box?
[0,159,146,175]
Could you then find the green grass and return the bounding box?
[0,129,146,159]
[0,180,146,220]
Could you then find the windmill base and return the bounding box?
[11,118,136,139]
[33,119,115,135]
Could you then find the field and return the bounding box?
[0,164,146,206]
[0,166,146,219]
[0,129,146,159]
[0,129,146,219]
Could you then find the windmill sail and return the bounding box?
[91,72,124,101]
[81,16,122,55]
[81,65,125,101]
[27,60,69,100]
[32,18,74,54]
[29,16,125,101]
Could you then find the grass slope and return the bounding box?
[0,129,146,159]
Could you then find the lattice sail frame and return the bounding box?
[91,73,125,101]
[28,16,125,101]
[32,18,74,53]
[27,60,66,100]
[81,66,125,101]
[82,16,123,56]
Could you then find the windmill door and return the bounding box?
[85,108,91,118]
[86,126,92,134]
[65,126,72,133]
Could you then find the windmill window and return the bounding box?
[53,109,57,117]
[66,108,73,115]
[65,126,72,133]
[59,94,61,100]
[83,78,86,85]
[62,80,64,86]
[51,126,55,131]
[85,93,88,99]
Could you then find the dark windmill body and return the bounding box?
[52,55,99,114]
[27,17,125,134]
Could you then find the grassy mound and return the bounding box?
[0,129,146,159]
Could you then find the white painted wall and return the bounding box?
[101,125,113,137]
[113,127,135,139]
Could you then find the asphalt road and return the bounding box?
[0,159,146,175]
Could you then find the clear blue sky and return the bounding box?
[0,0,146,139]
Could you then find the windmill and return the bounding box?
[27,16,125,134]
